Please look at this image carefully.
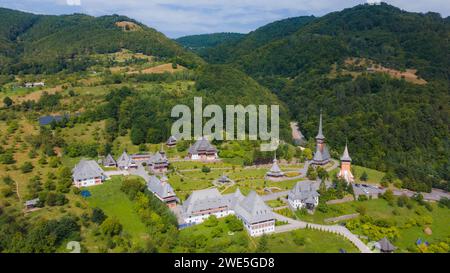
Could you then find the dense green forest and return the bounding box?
[175,32,245,54]
[200,16,316,63]
[85,64,290,148]
[0,8,203,74]
[197,3,450,192]
[205,4,448,81]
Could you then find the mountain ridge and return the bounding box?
[0,7,203,74]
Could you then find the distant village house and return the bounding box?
[25,82,45,88]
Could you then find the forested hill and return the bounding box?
[200,16,315,63]
[175,33,245,54]
[206,3,448,82]
[200,3,450,192]
[0,8,203,74]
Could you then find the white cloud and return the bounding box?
[66,0,80,6]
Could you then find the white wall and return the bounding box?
[74,177,103,188]
[184,209,234,225]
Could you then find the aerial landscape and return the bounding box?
[0,0,449,257]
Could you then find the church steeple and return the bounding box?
[312,110,331,166]
[316,110,325,140]
[341,141,352,162]
[338,140,354,183]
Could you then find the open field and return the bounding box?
[58,120,106,144]
[338,57,428,85]
[127,63,187,74]
[86,176,148,244]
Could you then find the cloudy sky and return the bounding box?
[0,0,448,38]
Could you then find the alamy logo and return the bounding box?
[66,241,81,253]
[171,97,280,151]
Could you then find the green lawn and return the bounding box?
[171,160,234,170]
[266,199,286,208]
[264,229,359,253]
[86,176,148,244]
[330,165,385,184]
[169,163,304,198]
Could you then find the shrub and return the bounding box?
[360,171,368,181]
[225,215,243,232]
[2,176,14,186]
[20,162,34,173]
[0,152,15,164]
[397,194,410,207]
[356,204,367,216]
[100,217,123,237]
[121,178,145,200]
[1,186,13,197]
[92,208,107,224]
[293,235,306,246]
[317,203,329,213]
[438,197,450,209]
[358,194,368,201]
[204,215,219,227]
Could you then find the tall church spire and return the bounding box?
[316,110,325,140]
[341,141,352,162]
[312,110,330,166]
[338,140,354,183]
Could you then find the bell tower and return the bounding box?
[338,142,354,183]
[316,111,325,152]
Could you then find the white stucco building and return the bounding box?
[181,188,275,236]
[72,159,108,187]
[288,181,320,210]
